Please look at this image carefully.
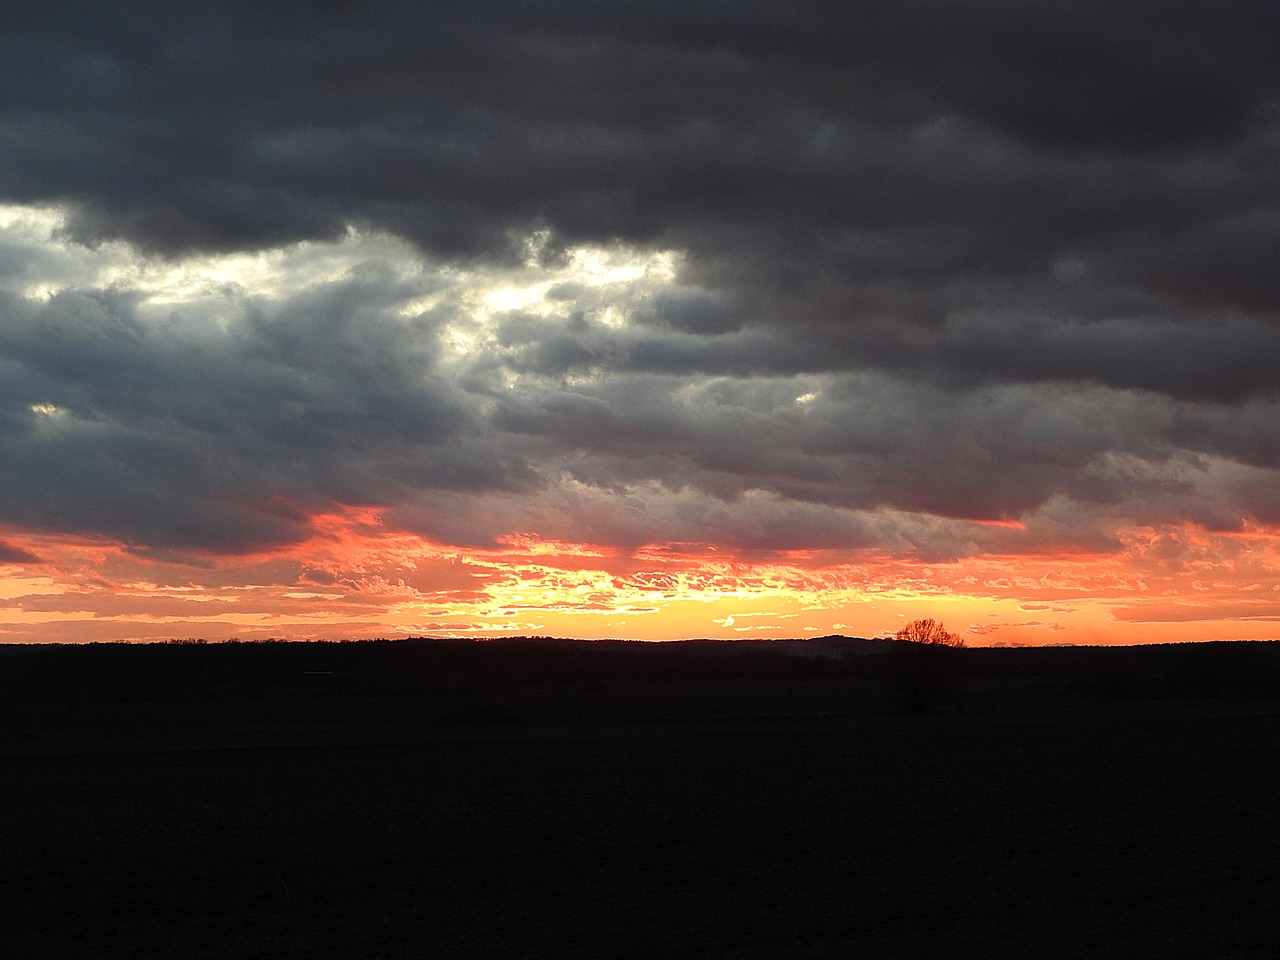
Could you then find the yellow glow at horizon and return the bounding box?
[0,575,64,601]
[6,503,1280,645]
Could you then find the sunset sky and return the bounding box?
[3,2,1280,645]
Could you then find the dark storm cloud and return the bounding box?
[5,3,1280,271]
[491,371,1192,524]
[0,279,537,553]
[493,299,1280,404]
[4,1,1280,559]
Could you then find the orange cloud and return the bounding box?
[2,512,1280,646]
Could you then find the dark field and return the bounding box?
[3,640,1280,958]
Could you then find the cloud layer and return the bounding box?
[2,3,1280,641]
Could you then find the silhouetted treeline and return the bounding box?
[2,636,1280,706]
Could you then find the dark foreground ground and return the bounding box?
[4,696,1280,960]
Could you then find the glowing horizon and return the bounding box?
[5,503,1280,646]
[5,7,1280,657]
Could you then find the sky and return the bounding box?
[3,1,1280,646]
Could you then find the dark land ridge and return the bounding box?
[4,637,1280,959]
[6,634,1280,709]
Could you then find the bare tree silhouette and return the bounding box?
[894,618,965,647]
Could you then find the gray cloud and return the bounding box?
[491,371,1201,522]
[5,5,1279,268]
[0,538,39,564]
[0,272,537,553]
[2,2,1280,563]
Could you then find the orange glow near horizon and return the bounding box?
[3,506,1280,647]
[2,207,1276,649]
